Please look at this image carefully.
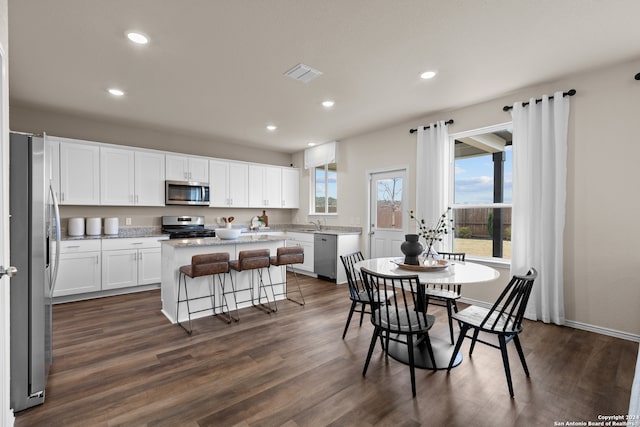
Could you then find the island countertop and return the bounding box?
[160,233,289,248]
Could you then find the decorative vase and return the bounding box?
[423,244,439,266]
[401,234,423,265]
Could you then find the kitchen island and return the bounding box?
[160,234,289,324]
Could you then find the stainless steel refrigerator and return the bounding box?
[9,132,61,412]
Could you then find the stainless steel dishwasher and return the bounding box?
[314,233,337,280]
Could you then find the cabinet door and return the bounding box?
[248,165,265,207]
[263,166,282,208]
[281,168,299,208]
[188,157,209,182]
[45,136,60,200]
[53,251,101,297]
[209,159,230,207]
[101,146,135,205]
[59,141,100,205]
[138,247,162,285]
[228,162,249,207]
[102,249,138,290]
[165,155,189,181]
[135,151,165,206]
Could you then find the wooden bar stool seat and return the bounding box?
[229,249,276,314]
[177,252,237,334]
[270,246,305,306]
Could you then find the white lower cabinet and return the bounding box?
[286,232,315,273]
[102,237,166,290]
[53,240,102,297]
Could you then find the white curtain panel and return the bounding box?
[511,92,570,325]
[415,121,451,251]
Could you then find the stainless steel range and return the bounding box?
[162,215,217,239]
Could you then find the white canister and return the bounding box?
[68,217,85,236]
[104,217,119,235]
[86,217,101,236]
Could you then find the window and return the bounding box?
[450,123,512,259]
[313,162,337,214]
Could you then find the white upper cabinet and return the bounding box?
[209,159,249,207]
[59,140,100,205]
[249,164,282,208]
[281,168,299,208]
[45,135,60,200]
[166,154,209,182]
[100,146,135,205]
[100,148,165,206]
[134,151,165,206]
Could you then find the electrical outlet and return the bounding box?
[125,217,132,225]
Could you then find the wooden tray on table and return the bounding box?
[392,258,449,272]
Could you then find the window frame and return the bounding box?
[310,162,337,216]
[448,122,513,264]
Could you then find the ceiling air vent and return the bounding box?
[284,63,322,83]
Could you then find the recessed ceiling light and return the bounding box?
[108,88,125,96]
[322,100,335,108]
[420,70,437,79]
[126,31,149,45]
[307,142,316,147]
[266,125,277,131]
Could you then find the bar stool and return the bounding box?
[270,246,305,306]
[176,252,236,334]
[229,249,277,314]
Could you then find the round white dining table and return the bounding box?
[354,257,501,370]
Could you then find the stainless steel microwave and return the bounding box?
[165,180,210,206]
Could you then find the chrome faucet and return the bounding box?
[309,220,321,231]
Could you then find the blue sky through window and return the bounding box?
[454,146,512,204]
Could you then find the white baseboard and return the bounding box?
[458,297,640,343]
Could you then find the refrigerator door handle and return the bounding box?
[49,183,61,294]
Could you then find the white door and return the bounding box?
[227,162,249,207]
[369,169,408,258]
[100,146,135,205]
[135,151,165,206]
[138,247,162,285]
[59,141,100,205]
[209,159,230,207]
[0,43,13,425]
[102,250,137,290]
[281,168,299,208]
[187,157,209,182]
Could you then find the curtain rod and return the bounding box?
[502,89,576,112]
[635,72,640,80]
[409,119,454,134]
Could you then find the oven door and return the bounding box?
[165,181,210,205]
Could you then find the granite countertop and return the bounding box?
[161,233,289,248]
[62,227,169,241]
[61,224,362,241]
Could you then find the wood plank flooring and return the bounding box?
[14,274,638,426]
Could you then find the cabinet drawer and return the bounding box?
[59,239,101,253]
[286,232,315,243]
[102,237,167,251]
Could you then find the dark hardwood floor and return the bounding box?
[14,274,638,426]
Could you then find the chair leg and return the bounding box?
[513,334,530,377]
[285,266,305,306]
[358,304,366,326]
[407,334,417,397]
[342,301,357,339]
[446,301,455,345]
[423,331,437,369]
[498,335,515,398]
[363,326,380,376]
[176,273,193,335]
[469,328,480,355]
[448,324,469,371]
[266,267,278,312]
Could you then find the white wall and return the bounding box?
[295,57,640,338]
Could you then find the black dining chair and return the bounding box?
[446,268,537,398]
[423,251,466,344]
[360,267,436,397]
[340,251,372,339]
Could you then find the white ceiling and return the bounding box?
[8,0,640,153]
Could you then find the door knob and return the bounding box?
[0,265,18,278]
